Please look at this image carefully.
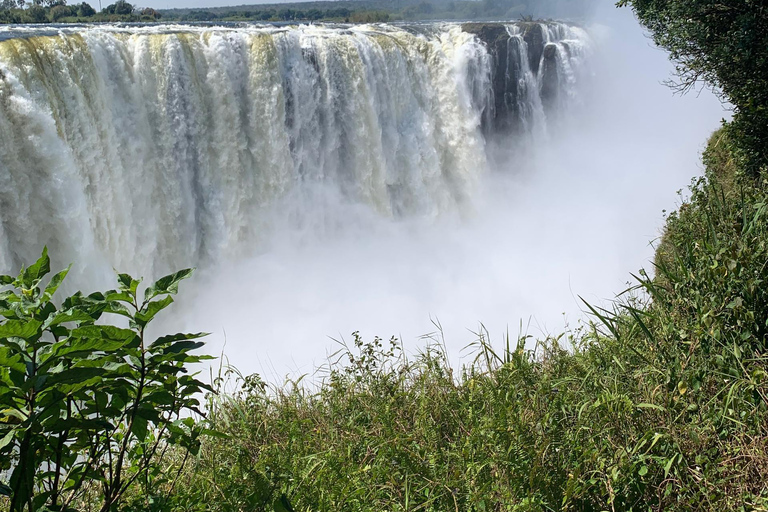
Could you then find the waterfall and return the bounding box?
[0,22,591,283]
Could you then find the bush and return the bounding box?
[0,249,212,512]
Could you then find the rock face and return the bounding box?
[540,43,560,114]
[462,21,586,138]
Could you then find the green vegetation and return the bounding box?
[153,0,589,24]
[0,250,212,512]
[2,0,768,509]
[3,126,768,512]
[0,0,589,24]
[0,0,160,23]
[154,0,531,24]
[159,125,767,510]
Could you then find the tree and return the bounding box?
[140,6,158,18]
[24,5,46,21]
[277,7,294,20]
[50,4,74,20]
[76,1,95,16]
[0,249,213,512]
[619,0,768,174]
[102,0,131,15]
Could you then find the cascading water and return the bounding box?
[0,22,591,285]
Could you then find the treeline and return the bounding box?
[158,0,573,23]
[152,0,590,23]
[0,0,159,23]
[1,0,590,25]
[165,6,389,23]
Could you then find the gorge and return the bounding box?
[0,16,723,375]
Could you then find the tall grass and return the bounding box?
[167,126,768,511]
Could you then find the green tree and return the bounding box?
[50,4,74,21]
[24,5,46,21]
[76,2,95,16]
[619,0,768,174]
[102,0,131,15]
[0,249,212,512]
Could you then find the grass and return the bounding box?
[146,125,768,511]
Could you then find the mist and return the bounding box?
[155,3,726,382]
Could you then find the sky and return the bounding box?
[156,1,730,383]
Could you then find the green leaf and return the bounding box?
[273,495,295,512]
[636,403,666,412]
[0,319,42,339]
[135,296,174,326]
[43,308,94,329]
[70,325,136,343]
[20,247,51,288]
[0,481,11,496]
[163,340,205,355]
[144,269,194,300]
[664,455,677,477]
[150,332,208,348]
[0,428,15,450]
[117,273,141,296]
[48,367,106,385]
[43,266,70,299]
[131,414,149,442]
[638,465,648,476]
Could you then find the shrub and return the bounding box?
[0,249,212,512]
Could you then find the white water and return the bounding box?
[0,22,588,283]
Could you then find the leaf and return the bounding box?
[144,269,194,300]
[70,325,136,343]
[117,273,141,296]
[273,495,295,512]
[638,465,648,476]
[150,332,208,348]
[48,367,106,385]
[0,481,11,497]
[0,428,15,450]
[0,320,42,340]
[163,340,205,355]
[664,455,677,477]
[131,414,148,442]
[134,296,174,327]
[43,308,94,329]
[636,403,666,412]
[43,266,71,299]
[20,247,50,288]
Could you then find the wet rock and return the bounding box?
[540,43,559,113]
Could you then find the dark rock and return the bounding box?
[540,43,559,113]
[523,23,545,74]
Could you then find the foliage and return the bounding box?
[0,249,212,512]
[75,2,94,16]
[101,0,131,15]
[171,129,768,511]
[619,0,768,176]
